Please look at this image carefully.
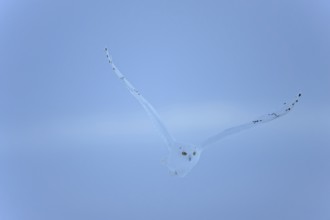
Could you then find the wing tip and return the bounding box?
[104,47,113,64]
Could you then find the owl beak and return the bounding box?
[188,156,192,161]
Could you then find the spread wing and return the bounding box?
[105,48,176,149]
[199,93,302,149]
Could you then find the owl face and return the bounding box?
[165,143,201,177]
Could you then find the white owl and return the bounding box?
[105,48,301,177]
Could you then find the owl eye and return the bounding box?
[181,151,187,156]
[193,151,196,156]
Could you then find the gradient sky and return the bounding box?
[1,0,330,220]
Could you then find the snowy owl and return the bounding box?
[104,48,301,177]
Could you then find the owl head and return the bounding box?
[164,142,202,177]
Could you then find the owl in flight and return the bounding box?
[105,48,301,177]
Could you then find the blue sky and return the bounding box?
[1,0,329,219]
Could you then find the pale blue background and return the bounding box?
[1,0,330,220]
